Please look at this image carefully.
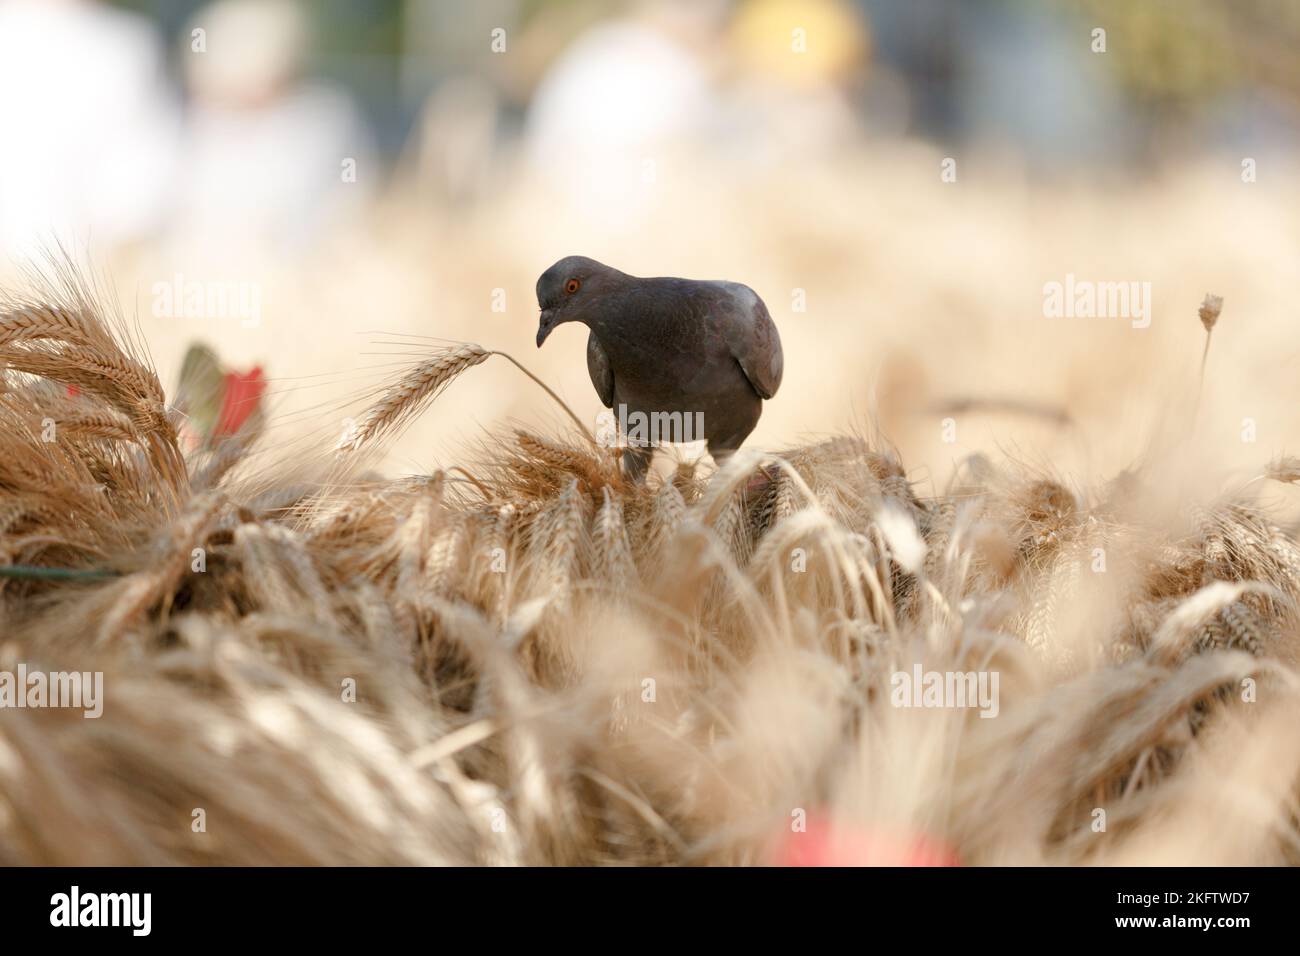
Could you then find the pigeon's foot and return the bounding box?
[621,445,654,483]
[743,465,778,498]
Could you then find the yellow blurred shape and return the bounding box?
[731,0,871,87]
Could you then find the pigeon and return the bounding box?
[535,256,783,480]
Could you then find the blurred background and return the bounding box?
[2,0,1299,491]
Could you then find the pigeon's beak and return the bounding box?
[536,309,556,347]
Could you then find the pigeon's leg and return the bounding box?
[710,438,774,496]
[706,434,746,471]
[709,447,735,470]
[622,445,654,482]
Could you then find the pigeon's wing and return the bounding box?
[718,286,783,400]
[586,331,615,407]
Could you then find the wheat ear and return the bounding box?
[339,344,591,454]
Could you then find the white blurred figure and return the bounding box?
[172,0,375,257]
[0,0,179,258]
[524,0,729,223]
[408,76,502,208]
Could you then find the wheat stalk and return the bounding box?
[1194,293,1223,424]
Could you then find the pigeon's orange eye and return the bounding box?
[565,278,581,294]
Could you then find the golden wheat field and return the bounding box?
[1,138,1299,867]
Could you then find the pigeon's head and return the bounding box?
[535,255,618,347]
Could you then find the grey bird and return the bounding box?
[535,256,783,480]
